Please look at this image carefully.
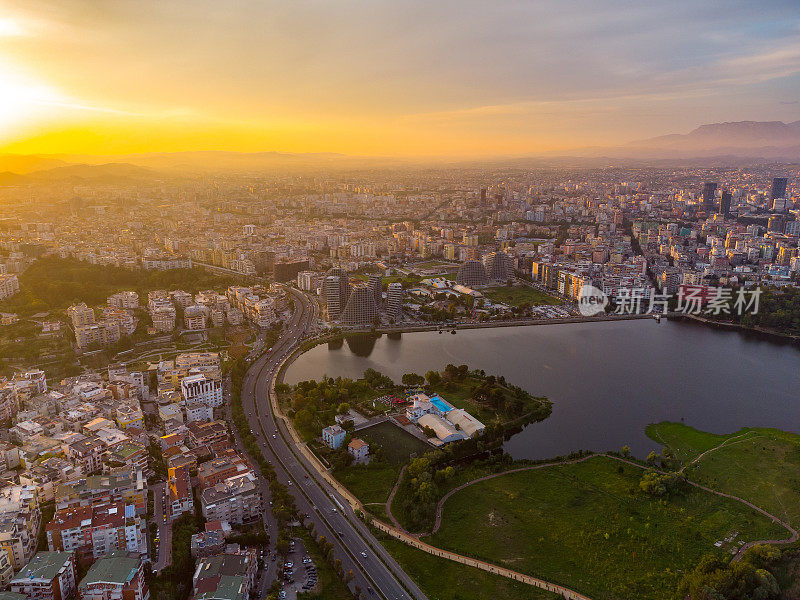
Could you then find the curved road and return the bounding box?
[240,288,428,600]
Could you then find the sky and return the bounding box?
[0,0,798,157]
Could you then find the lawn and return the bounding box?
[647,421,800,530]
[427,455,787,600]
[482,285,561,307]
[375,529,560,600]
[356,421,429,465]
[335,463,400,509]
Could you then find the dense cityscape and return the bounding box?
[1,1,800,600]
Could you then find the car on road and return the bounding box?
[361,551,367,558]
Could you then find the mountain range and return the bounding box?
[1,120,799,180]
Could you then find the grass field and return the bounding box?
[356,421,429,464]
[375,530,560,600]
[335,462,400,507]
[427,455,787,600]
[482,285,562,307]
[647,421,800,530]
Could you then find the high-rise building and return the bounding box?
[771,177,788,200]
[386,283,403,322]
[367,274,383,305]
[719,190,732,218]
[456,260,488,287]
[702,182,717,210]
[340,284,378,327]
[482,251,513,283]
[323,268,350,321]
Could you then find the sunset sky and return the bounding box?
[0,0,799,157]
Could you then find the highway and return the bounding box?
[240,288,428,600]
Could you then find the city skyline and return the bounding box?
[0,0,799,157]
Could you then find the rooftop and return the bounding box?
[78,552,140,588]
[12,552,73,582]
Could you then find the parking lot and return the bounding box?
[278,538,317,600]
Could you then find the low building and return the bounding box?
[321,425,346,449]
[77,551,148,600]
[417,413,464,444]
[190,531,226,559]
[347,438,369,462]
[445,409,485,438]
[10,551,76,600]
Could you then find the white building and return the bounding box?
[180,374,222,409]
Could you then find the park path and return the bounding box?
[385,452,797,560]
[678,431,761,474]
[385,465,408,532]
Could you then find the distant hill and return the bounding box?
[0,171,29,186]
[1,121,800,177]
[28,162,160,183]
[0,154,68,174]
[626,121,800,153]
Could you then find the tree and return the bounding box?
[621,445,631,458]
[337,402,351,415]
[295,409,313,430]
[425,370,441,385]
[678,553,781,600]
[401,372,425,386]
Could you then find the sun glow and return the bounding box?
[0,63,68,136]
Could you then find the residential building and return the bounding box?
[386,282,403,321]
[0,275,19,300]
[77,552,148,600]
[340,284,378,326]
[197,456,251,490]
[199,473,260,525]
[10,552,76,600]
[181,375,222,410]
[347,439,369,462]
[66,304,95,329]
[46,502,146,565]
[106,292,139,310]
[150,306,176,332]
[0,485,41,570]
[321,425,346,449]
[191,553,257,600]
[184,306,207,331]
[168,465,193,519]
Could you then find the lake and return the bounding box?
[284,320,800,459]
